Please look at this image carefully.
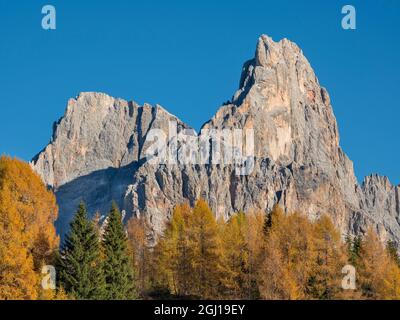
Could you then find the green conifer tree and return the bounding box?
[263,205,284,235]
[346,235,362,266]
[387,240,400,267]
[58,202,106,299]
[103,202,136,299]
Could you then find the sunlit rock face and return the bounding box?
[32,35,400,245]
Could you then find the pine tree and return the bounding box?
[346,235,362,266]
[58,202,106,300]
[263,205,284,235]
[386,240,400,267]
[103,202,136,300]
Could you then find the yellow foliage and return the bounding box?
[311,215,348,299]
[259,208,348,300]
[356,228,400,299]
[152,202,400,300]
[38,286,70,300]
[3,154,400,301]
[260,209,315,299]
[0,156,59,300]
[187,199,224,299]
[154,200,224,299]
[220,210,265,299]
[127,215,153,297]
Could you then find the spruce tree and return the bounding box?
[263,205,283,235]
[387,240,400,267]
[346,235,363,266]
[103,202,136,299]
[58,202,106,299]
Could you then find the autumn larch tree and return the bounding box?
[154,203,194,297]
[127,214,154,297]
[308,215,347,299]
[0,156,59,300]
[186,199,224,299]
[356,228,400,299]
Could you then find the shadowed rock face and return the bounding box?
[32,35,400,245]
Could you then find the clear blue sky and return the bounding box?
[0,0,399,185]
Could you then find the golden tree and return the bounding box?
[187,199,224,299]
[127,214,153,296]
[356,228,400,299]
[309,215,348,299]
[259,207,349,300]
[242,210,265,299]
[0,156,59,299]
[154,200,224,299]
[259,208,316,299]
[219,212,247,298]
[219,210,265,299]
[152,203,193,296]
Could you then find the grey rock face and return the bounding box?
[32,92,190,236]
[32,35,400,245]
[356,175,400,242]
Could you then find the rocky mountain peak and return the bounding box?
[255,35,301,67]
[32,35,400,246]
[33,92,188,189]
[208,35,342,172]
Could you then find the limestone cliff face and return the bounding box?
[32,92,190,236]
[32,35,400,244]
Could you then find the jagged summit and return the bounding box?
[32,36,400,245]
[255,35,302,66]
[33,92,189,189]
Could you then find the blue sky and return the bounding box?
[0,0,399,185]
